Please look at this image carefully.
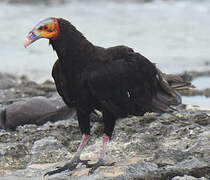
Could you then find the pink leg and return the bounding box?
[99,133,109,158]
[87,133,115,175]
[44,134,90,176]
[76,134,90,156]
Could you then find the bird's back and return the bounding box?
[88,46,181,117]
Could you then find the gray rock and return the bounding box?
[30,136,71,164]
[5,97,59,127]
[0,72,17,90]
[172,175,208,180]
[3,0,67,5]
[0,96,76,130]
[0,105,209,179]
[0,73,209,179]
[0,74,57,106]
[0,142,30,170]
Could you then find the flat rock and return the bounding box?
[30,136,71,164]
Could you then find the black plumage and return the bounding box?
[25,17,188,175]
[50,19,180,138]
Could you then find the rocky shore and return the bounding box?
[0,72,209,180]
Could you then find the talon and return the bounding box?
[44,168,64,177]
[88,168,96,175]
[44,165,73,176]
[107,162,116,166]
[87,159,115,175]
[43,157,93,176]
[43,134,91,176]
[80,159,91,166]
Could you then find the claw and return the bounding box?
[44,166,67,176]
[86,159,115,175]
[44,156,84,176]
[80,159,91,166]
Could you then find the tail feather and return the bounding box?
[158,69,195,91]
[150,98,170,113]
[171,83,195,90]
[151,68,194,113]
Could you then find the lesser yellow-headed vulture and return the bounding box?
[24,17,187,175]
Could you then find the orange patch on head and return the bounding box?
[36,20,58,39]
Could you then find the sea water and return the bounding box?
[0,0,209,107]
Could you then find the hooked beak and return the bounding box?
[24,17,59,48]
[24,30,41,48]
[24,37,33,48]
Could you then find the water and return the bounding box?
[183,96,210,109]
[192,76,210,90]
[184,76,210,108]
[0,0,210,107]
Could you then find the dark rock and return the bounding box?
[0,96,75,130]
[180,88,210,97]
[204,88,210,97]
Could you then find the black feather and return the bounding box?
[49,18,185,138]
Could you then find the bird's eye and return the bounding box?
[38,26,43,30]
[43,25,48,30]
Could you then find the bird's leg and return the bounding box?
[86,133,115,175]
[100,133,109,158]
[44,134,90,176]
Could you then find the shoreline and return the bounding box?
[2,69,210,102]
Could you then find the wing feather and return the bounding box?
[88,52,158,116]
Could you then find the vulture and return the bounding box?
[24,17,192,175]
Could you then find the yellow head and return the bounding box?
[24,17,59,47]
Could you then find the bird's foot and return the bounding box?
[44,156,90,176]
[85,158,115,175]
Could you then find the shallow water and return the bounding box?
[183,76,210,108]
[182,96,210,109]
[192,76,210,89]
[0,0,210,107]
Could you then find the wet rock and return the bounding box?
[204,88,210,97]
[171,70,210,97]
[180,88,210,97]
[179,70,210,80]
